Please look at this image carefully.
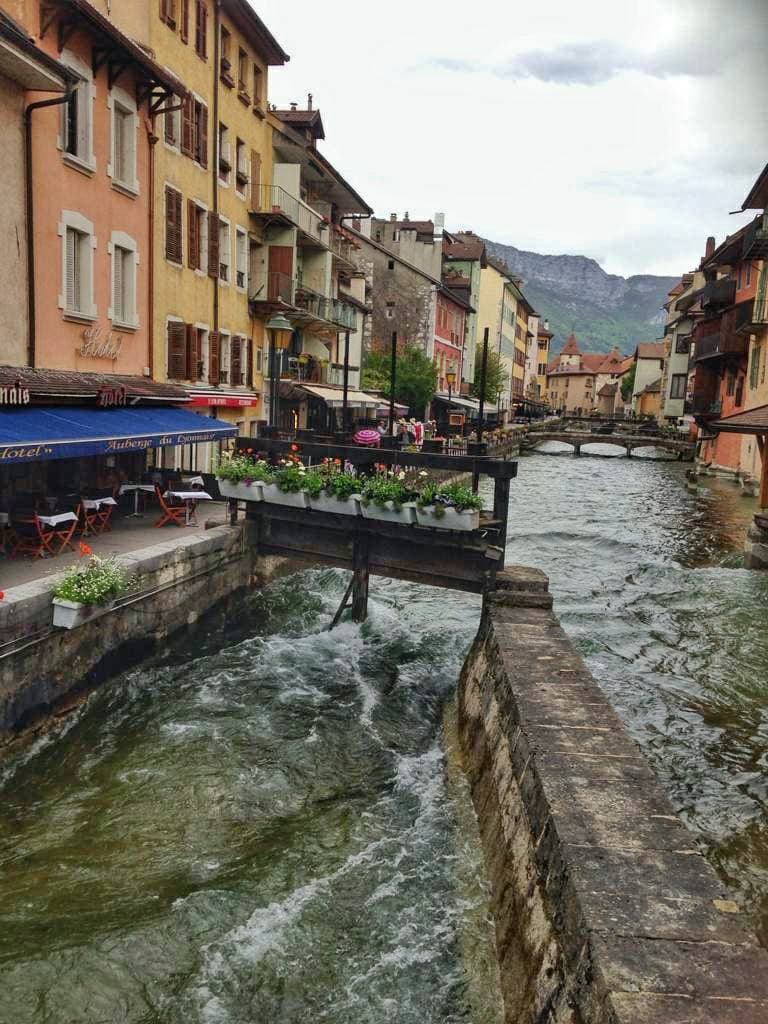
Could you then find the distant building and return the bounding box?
[545,334,630,415]
[631,343,666,415]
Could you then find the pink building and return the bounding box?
[434,286,468,390]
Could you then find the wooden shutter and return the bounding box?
[208,212,219,278]
[180,0,189,42]
[250,149,261,208]
[188,200,199,269]
[230,335,242,385]
[209,330,220,383]
[268,244,293,300]
[160,0,169,24]
[181,94,194,156]
[186,323,200,379]
[198,102,208,167]
[196,0,207,58]
[164,106,175,145]
[165,186,182,263]
[246,332,253,386]
[113,247,124,321]
[167,321,187,379]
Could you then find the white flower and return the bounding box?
[398,471,405,480]
[419,471,428,477]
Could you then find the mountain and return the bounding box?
[483,240,677,356]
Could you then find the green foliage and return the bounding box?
[473,346,510,403]
[620,363,636,402]
[359,472,416,511]
[53,557,134,607]
[274,462,324,497]
[323,471,360,502]
[362,344,438,416]
[416,481,483,513]
[215,453,274,484]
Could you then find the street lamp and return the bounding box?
[266,311,293,429]
[446,368,456,435]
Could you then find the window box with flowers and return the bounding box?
[215,451,272,501]
[261,457,324,510]
[415,482,483,532]
[358,471,417,525]
[310,466,361,516]
[52,553,135,629]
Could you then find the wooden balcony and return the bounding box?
[700,277,735,312]
[743,215,768,260]
[693,301,754,363]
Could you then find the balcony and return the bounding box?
[249,184,328,247]
[249,271,357,332]
[329,228,358,269]
[693,301,754,363]
[691,395,722,418]
[700,277,735,312]
[754,295,768,325]
[743,215,768,260]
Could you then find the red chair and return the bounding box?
[94,501,115,534]
[11,513,77,558]
[78,501,101,537]
[154,486,187,528]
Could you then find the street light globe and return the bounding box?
[446,370,457,387]
[266,311,294,350]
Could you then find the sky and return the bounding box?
[254,0,768,279]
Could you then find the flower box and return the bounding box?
[52,597,114,630]
[260,483,310,509]
[415,506,480,532]
[217,479,263,502]
[310,493,361,516]
[359,499,416,525]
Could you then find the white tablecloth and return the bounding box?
[120,483,157,495]
[82,497,118,510]
[164,491,213,502]
[38,512,78,527]
[182,476,205,488]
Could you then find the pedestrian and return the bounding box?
[413,419,424,445]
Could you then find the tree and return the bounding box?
[620,363,636,403]
[362,344,437,417]
[473,345,510,403]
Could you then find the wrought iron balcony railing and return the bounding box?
[249,184,327,245]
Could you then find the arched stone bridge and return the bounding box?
[522,431,695,460]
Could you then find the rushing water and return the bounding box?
[1,443,768,1022]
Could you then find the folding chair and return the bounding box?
[78,501,101,537]
[154,486,187,528]
[46,512,79,554]
[10,515,54,559]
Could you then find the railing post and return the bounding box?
[351,534,370,623]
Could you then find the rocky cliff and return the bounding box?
[484,240,677,355]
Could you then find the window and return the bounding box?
[385,301,395,319]
[735,375,745,407]
[111,92,137,192]
[252,63,263,109]
[218,122,230,183]
[165,185,183,264]
[59,211,95,320]
[750,340,762,390]
[110,234,138,328]
[159,0,177,28]
[165,101,179,147]
[235,228,247,290]
[180,0,189,42]
[238,49,249,98]
[220,26,233,84]
[538,362,547,376]
[219,331,231,382]
[188,200,207,271]
[167,320,187,379]
[61,52,94,170]
[218,218,231,282]
[195,0,207,58]
[64,227,87,314]
[675,334,690,354]
[235,138,248,193]
[746,262,752,288]
[387,259,395,270]
[669,373,687,400]
[256,348,262,373]
[194,100,208,166]
[231,335,244,385]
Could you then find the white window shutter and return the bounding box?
[114,246,124,321]
[65,228,78,311]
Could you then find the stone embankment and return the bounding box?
[459,567,768,1023]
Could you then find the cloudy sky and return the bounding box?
[255,0,767,279]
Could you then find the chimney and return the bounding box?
[290,101,298,111]
[403,211,410,221]
[705,236,716,258]
[390,213,397,222]
[307,92,313,110]
[544,319,549,331]
[433,211,445,240]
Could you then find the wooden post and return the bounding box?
[351,534,370,622]
[493,476,511,558]
[759,434,768,510]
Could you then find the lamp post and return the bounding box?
[341,329,350,436]
[477,326,490,444]
[265,311,293,430]
[446,368,456,436]
[388,330,397,436]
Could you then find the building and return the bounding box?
[659,273,704,424]
[476,257,517,416]
[533,321,553,400]
[0,10,71,365]
[442,231,486,389]
[371,213,443,279]
[545,335,597,414]
[631,343,666,415]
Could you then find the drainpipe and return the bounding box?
[24,87,74,368]
[212,1,222,347]
[146,117,158,378]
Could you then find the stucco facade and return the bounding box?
[631,343,666,414]
[0,73,29,364]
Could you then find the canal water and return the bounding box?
[1,444,767,1022]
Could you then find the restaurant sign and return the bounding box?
[80,326,123,360]
[98,385,127,407]
[0,381,31,406]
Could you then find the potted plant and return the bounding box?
[310,468,361,516]
[415,481,483,531]
[358,471,417,525]
[52,555,135,629]
[215,451,272,501]
[261,459,323,509]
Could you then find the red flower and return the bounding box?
[79,541,93,557]
[0,591,4,601]
[246,448,254,454]
[290,443,300,453]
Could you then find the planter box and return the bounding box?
[415,506,480,532]
[260,483,310,509]
[310,493,361,516]
[217,479,264,502]
[359,499,416,525]
[52,597,114,630]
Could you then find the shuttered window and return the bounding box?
[167,321,187,379]
[195,0,207,59]
[165,186,183,263]
[247,333,254,386]
[187,324,202,380]
[250,149,261,208]
[230,335,242,385]
[65,227,85,313]
[112,246,134,325]
[112,103,136,188]
[207,212,219,278]
[195,101,208,167]
[180,0,189,42]
[208,330,220,383]
[181,94,194,156]
[188,199,200,269]
[160,0,177,27]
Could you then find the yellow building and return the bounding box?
[510,282,533,408]
[476,257,518,419]
[535,322,553,399]
[148,0,288,466]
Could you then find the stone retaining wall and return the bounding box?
[458,567,768,1023]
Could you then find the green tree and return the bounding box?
[363,344,437,416]
[620,363,636,402]
[473,346,510,403]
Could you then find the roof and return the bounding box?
[274,106,324,138]
[439,283,474,312]
[223,0,289,64]
[0,365,189,402]
[395,219,435,234]
[636,342,666,360]
[293,384,381,409]
[598,382,618,397]
[710,404,768,435]
[700,220,751,269]
[742,163,768,211]
[581,353,605,371]
[547,367,596,378]
[272,121,372,215]
[560,333,581,355]
[443,235,487,265]
[595,348,627,373]
[618,356,635,374]
[0,10,73,90]
[641,377,662,394]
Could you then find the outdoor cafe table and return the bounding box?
[119,483,157,517]
[164,490,212,526]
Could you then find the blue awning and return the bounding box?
[0,406,237,464]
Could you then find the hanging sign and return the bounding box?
[0,381,31,405]
[97,386,127,408]
[80,326,123,360]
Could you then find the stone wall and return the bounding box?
[0,524,256,739]
[458,567,768,1023]
[745,512,768,570]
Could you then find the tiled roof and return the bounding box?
[443,238,486,262]
[618,356,635,374]
[396,220,435,233]
[598,382,618,397]
[642,377,662,394]
[595,348,627,373]
[581,353,605,371]
[560,333,581,355]
[712,403,768,433]
[0,366,189,402]
[274,107,324,138]
[537,324,554,338]
[636,342,666,360]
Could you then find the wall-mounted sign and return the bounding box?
[449,412,465,427]
[0,381,31,406]
[80,326,123,360]
[97,386,127,408]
